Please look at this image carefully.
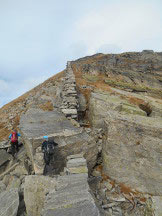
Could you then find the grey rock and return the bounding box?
[67,157,87,168]
[0,149,11,167]
[0,188,19,216]
[7,176,21,191]
[0,181,6,193]
[41,174,100,216]
[24,175,58,216]
[152,196,162,216]
[0,140,10,149]
[19,108,98,174]
[78,93,87,111]
[89,91,147,129]
[103,111,162,195]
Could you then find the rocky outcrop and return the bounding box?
[0,149,12,175]
[102,111,162,195]
[19,108,98,174]
[89,91,147,128]
[0,188,19,216]
[42,174,100,216]
[61,61,78,120]
[73,51,162,94]
[24,155,100,216]
[24,175,57,216]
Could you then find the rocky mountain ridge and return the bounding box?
[0,50,162,216]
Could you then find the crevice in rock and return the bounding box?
[17,190,26,216]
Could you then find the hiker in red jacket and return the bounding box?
[9,129,21,157]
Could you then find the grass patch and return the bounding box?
[104,78,162,97]
[39,101,54,111]
[83,74,99,82]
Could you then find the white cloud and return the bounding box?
[0,0,162,107]
[0,76,48,107]
[0,79,10,92]
[74,1,162,54]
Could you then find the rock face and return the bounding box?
[24,175,58,216]
[103,111,162,195]
[24,171,100,216]
[19,108,98,174]
[0,149,12,174]
[89,91,147,128]
[0,188,19,216]
[73,51,162,92]
[41,174,100,216]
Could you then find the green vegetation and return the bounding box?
[104,78,162,97]
[83,74,99,82]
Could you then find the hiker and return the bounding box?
[9,129,21,157]
[42,136,57,165]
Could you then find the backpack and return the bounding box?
[11,132,18,143]
[46,141,54,154]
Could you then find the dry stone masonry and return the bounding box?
[64,154,88,175]
[61,61,78,120]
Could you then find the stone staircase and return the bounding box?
[61,61,78,120]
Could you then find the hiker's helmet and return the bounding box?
[43,136,48,141]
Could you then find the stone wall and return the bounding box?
[61,61,78,120]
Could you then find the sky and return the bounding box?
[0,0,162,107]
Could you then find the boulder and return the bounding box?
[0,188,19,216]
[19,108,98,174]
[103,111,162,195]
[0,149,12,174]
[24,175,57,216]
[41,174,100,216]
[89,91,146,128]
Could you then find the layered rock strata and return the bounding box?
[42,174,100,216]
[64,153,88,174]
[103,111,162,195]
[0,188,19,216]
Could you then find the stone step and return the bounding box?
[67,158,87,168]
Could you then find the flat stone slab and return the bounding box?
[62,109,77,115]
[67,158,87,168]
[19,108,81,139]
[24,175,58,216]
[0,149,11,167]
[103,111,162,195]
[67,166,88,174]
[41,174,100,216]
[0,188,19,216]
